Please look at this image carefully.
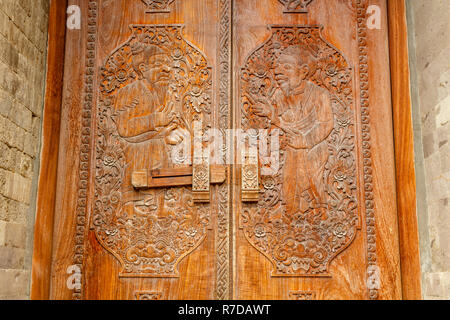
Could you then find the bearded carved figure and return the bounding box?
[240,26,359,276]
[141,0,175,13]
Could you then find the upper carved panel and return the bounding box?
[240,26,359,276]
[141,0,175,13]
[94,25,212,277]
[278,0,315,13]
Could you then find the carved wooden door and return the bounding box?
[50,0,402,300]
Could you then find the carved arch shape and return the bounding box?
[93,25,212,278]
[240,25,360,277]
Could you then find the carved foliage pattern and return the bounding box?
[94,25,212,277]
[240,26,358,276]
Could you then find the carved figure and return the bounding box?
[240,26,359,276]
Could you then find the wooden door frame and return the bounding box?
[31,0,422,300]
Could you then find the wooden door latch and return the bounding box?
[131,165,227,203]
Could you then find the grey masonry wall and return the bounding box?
[407,0,450,299]
[0,0,50,299]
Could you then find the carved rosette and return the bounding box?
[278,0,315,13]
[240,26,359,276]
[141,0,175,13]
[94,25,212,277]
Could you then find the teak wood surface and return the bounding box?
[32,0,421,300]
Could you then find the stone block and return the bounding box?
[0,269,29,297]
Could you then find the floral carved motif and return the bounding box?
[240,26,359,277]
[141,0,175,13]
[278,0,315,13]
[94,25,212,277]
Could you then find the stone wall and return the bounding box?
[407,0,450,300]
[0,0,50,300]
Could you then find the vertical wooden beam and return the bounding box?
[31,0,68,300]
[387,0,422,300]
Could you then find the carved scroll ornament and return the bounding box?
[94,25,212,277]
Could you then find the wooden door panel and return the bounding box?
[50,0,402,300]
[51,0,232,300]
[233,0,402,300]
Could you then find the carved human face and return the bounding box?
[274,53,308,94]
[140,53,172,86]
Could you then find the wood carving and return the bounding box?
[278,0,315,13]
[289,291,317,300]
[242,154,260,202]
[94,25,213,277]
[240,26,359,276]
[72,0,98,300]
[141,0,175,13]
[215,0,232,300]
[134,291,162,300]
[356,0,379,300]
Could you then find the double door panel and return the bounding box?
[50,0,401,300]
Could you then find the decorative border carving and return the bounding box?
[355,0,379,300]
[73,0,98,300]
[215,0,232,300]
[278,0,315,13]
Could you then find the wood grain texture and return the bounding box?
[31,0,68,300]
[387,0,422,300]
